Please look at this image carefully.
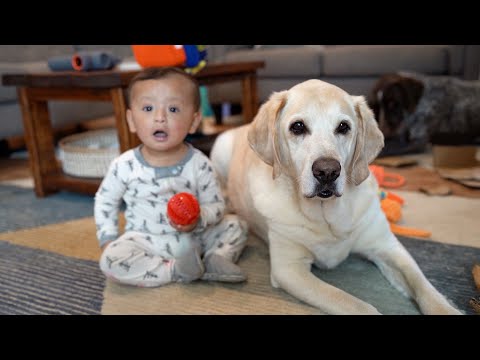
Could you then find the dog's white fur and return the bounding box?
[211,79,461,315]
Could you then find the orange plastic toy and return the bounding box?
[131,45,207,74]
[132,45,186,68]
[369,165,405,188]
[167,192,200,226]
[379,190,431,238]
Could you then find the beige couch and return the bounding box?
[206,45,480,105]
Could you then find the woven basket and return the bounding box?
[59,128,120,178]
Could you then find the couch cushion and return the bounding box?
[323,45,450,76]
[252,45,303,49]
[207,76,379,104]
[0,45,74,63]
[447,45,465,75]
[76,45,133,59]
[0,61,50,103]
[208,78,314,104]
[225,46,325,77]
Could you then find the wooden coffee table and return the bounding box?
[2,61,264,197]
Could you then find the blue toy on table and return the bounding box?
[48,51,120,72]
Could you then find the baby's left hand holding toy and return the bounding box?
[167,192,200,232]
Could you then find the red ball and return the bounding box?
[167,192,200,226]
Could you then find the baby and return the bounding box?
[94,67,248,287]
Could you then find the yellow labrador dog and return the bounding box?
[210,79,461,315]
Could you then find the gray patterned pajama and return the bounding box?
[95,144,248,287]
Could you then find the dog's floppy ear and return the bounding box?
[400,76,424,113]
[248,90,288,179]
[350,96,384,185]
[366,78,383,120]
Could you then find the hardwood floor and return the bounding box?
[0,157,31,181]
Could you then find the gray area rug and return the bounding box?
[0,240,104,314]
[313,235,479,315]
[0,185,94,232]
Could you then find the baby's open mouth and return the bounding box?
[154,130,167,139]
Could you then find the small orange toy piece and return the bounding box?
[167,192,200,226]
[369,165,406,188]
[379,190,431,238]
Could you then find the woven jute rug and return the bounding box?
[1,185,479,315]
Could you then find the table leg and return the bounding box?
[17,88,59,197]
[110,88,140,152]
[241,73,259,122]
[250,73,260,116]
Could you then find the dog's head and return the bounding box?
[367,73,424,139]
[248,79,384,200]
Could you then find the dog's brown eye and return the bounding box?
[336,121,350,135]
[290,121,306,135]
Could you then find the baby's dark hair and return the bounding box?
[127,67,201,110]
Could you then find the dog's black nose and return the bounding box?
[312,158,341,183]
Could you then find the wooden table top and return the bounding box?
[1,61,265,89]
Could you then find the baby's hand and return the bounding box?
[169,217,199,233]
[167,193,200,232]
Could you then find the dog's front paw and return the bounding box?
[336,300,382,315]
[419,296,463,315]
[429,304,463,315]
[356,303,382,315]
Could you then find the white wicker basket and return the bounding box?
[59,128,120,178]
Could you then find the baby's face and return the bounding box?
[127,75,201,155]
